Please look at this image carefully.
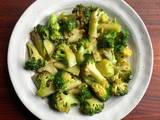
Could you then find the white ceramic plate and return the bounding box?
[7,0,153,120]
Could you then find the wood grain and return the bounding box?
[0,0,159,120]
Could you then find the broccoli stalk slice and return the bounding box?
[43,39,55,56]
[52,91,79,112]
[64,45,77,67]
[89,9,100,39]
[38,60,58,74]
[98,22,121,33]
[30,29,50,60]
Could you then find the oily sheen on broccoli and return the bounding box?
[24,4,133,116]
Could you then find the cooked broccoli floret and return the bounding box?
[80,97,104,115]
[115,47,132,60]
[74,38,94,64]
[115,59,132,83]
[72,4,97,30]
[114,30,129,53]
[97,32,117,49]
[24,42,46,70]
[82,54,106,85]
[59,14,77,33]
[96,59,114,78]
[74,83,104,115]
[76,83,92,103]
[101,48,117,64]
[99,11,109,23]
[25,58,45,71]
[53,70,81,91]
[65,28,83,43]
[47,13,62,42]
[54,43,77,67]
[30,28,50,60]
[34,71,54,97]
[83,77,111,101]
[111,75,128,96]
[36,24,49,40]
[52,91,78,112]
[91,82,111,101]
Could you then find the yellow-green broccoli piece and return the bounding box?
[34,71,54,97]
[52,91,78,112]
[24,42,46,70]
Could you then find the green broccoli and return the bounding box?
[83,77,111,102]
[54,43,77,67]
[24,42,46,70]
[34,71,54,97]
[53,70,82,91]
[76,83,92,102]
[115,59,132,83]
[97,32,117,49]
[52,91,78,112]
[74,38,94,64]
[65,28,83,43]
[114,30,129,53]
[96,59,114,78]
[82,54,106,85]
[36,24,49,40]
[47,13,62,42]
[111,77,128,96]
[115,47,132,60]
[59,14,77,33]
[80,97,104,115]
[72,4,97,30]
[72,83,104,115]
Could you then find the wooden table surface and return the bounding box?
[0,0,159,120]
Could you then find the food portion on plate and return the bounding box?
[24,4,132,116]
